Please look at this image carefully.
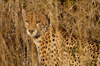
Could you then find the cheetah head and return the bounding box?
[22,9,49,38]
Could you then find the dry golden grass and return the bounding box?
[0,0,100,66]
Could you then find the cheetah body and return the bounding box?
[22,9,100,66]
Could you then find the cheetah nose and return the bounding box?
[28,30,34,33]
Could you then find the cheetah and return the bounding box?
[22,9,100,66]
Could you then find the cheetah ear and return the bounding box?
[22,9,26,22]
[42,10,50,26]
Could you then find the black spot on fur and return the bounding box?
[53,39,55,41]
[66,42,69,45]
[43,59,44,61]
[52,34,55,37]
[55,64,57,66]
[46,41,48,44]
[51,55,53,57]
[66,39,68,41]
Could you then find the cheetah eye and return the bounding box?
[25,20,29,23]
[36,21,41,24]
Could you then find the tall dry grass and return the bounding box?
[0,0,100,66]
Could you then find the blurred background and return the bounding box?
[0,0,100,66]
